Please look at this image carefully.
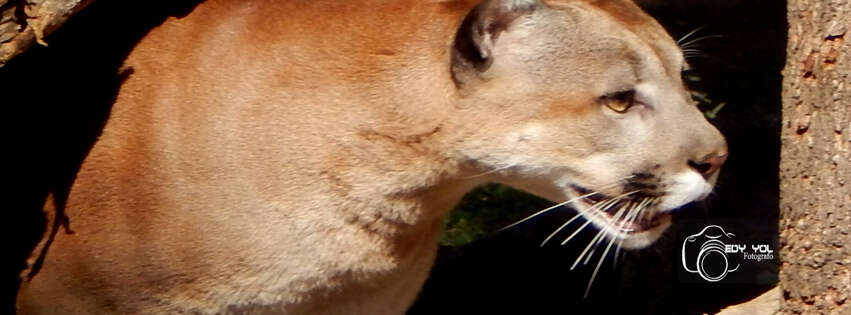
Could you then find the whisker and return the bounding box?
[559,193,626,247]
[640,198,656,223]
[619,174,637,181]
[539,212,582,247]
[583,246,596,265]
[680,34,723,50]
[611,222,630,269]
[571,226,607,271]
[683,54,714,61]
[500,176,635,231]
[584,249,604,266]
[585,225,619,299]
[677,25,709,45]
[460,163,517,179]
[633,198,653,228]
[682,49,703,57]
[684,53,704,60]
[500,191,599,232]
[579,199,644,297]
[556,219,594,248]
[613,198,654,269]
[540,197,616,247]
[583,200,631,265]
[602,200,639,267]
[568,190,637,270]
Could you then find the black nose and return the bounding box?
[688,152,728,179]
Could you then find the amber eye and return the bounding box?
[601,89,636,113]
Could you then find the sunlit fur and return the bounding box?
[17,0,726,314]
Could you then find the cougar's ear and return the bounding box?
[451,0,541,86]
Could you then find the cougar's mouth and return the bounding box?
[567,184,672,239]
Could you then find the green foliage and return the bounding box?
[439,184,552,247]
[686,73,728,119]
[703,102,727,119]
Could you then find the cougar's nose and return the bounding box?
[688,150,728,179]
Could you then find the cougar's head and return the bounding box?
[446,0,727,248]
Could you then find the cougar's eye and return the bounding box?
[601,89,636,113]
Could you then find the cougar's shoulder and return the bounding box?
[17,0,727,314]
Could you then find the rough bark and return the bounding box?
[0,0,91,67]
[780,0,851,314]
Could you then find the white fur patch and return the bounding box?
[635,82,660,106]
[516,124,545,142]
[658,171,712,211]
[502,0,538,10]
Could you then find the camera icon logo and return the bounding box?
[681,225,741,282]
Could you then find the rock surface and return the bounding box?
[716,286,780,315]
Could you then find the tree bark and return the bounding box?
[0,0,91,67]
[780,0,851,314]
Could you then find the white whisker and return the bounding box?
[682,49,703,57]
[585,226,618,299]
[559,194,625,247]
[677,25,709,45]
[543,197,617,247]
[639,198,656,224]
[613,197,654,272]
[568,190,637,270]
[500,191,598,232]
[679,34,723,50]
[633,198,653,229]
[539,212,582,247]
[571,226,607,271]
[611,200,640,267]
[500,176,635,231]
[583,199,631,265]
[460,163,517,179]
[557,219,593,248]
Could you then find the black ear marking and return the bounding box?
[450,0,541,87]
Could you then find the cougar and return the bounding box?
[17,0,727,313]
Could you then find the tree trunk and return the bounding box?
[0,0,90,67]
[780,0,851,314]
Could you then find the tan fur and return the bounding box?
[17,0,727,314]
